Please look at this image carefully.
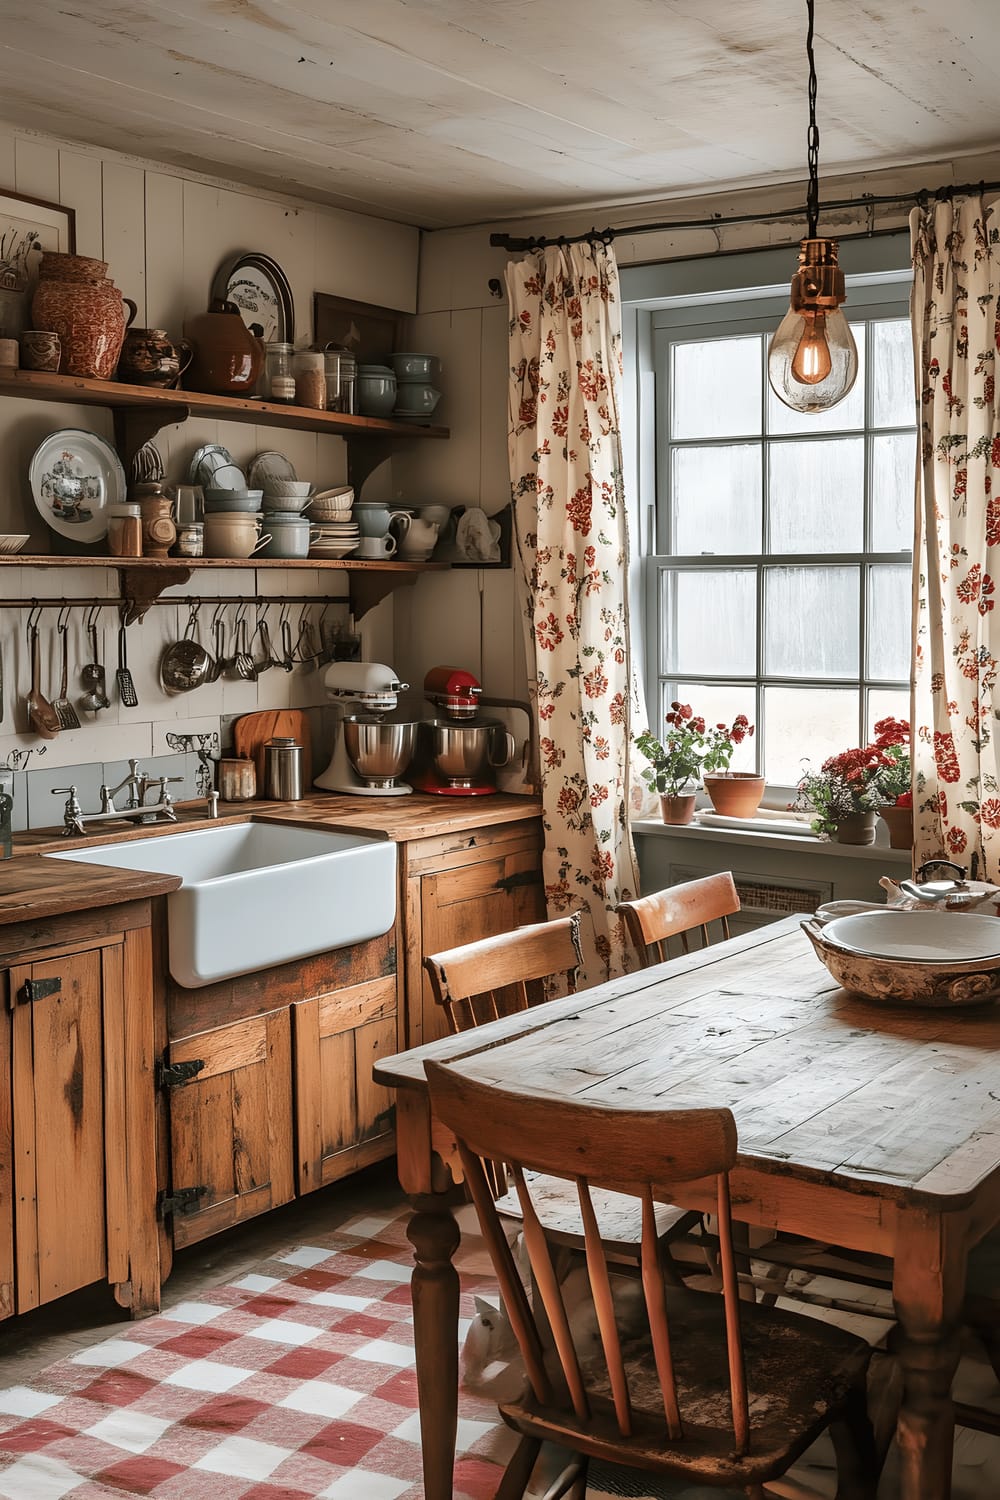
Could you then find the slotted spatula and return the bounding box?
[52,610,82,729]
[116,608,139,707]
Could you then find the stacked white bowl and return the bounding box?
[308,485,359,558]
[261,479,315,559]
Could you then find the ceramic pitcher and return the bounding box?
[394,513,440,559]
[31,253,137,380]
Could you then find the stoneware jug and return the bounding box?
[395,512,440,560]
[118,327,193,388]
[184,299,264,395]
[32,252,137,380]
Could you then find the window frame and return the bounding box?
[622,235,915,793]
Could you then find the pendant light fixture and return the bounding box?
[767,0,858,413]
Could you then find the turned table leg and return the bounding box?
[892,1212,967,1500]
[408,1196,462,1500]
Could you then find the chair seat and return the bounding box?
[495,1173,699,1254]
[500,1284,871,1486]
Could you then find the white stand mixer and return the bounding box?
[314,661,414,796]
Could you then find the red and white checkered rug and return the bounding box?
[0,1208,515,1499]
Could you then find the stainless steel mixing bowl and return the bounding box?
[424,718,513,788]
[343,717,418,788]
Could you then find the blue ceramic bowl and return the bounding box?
[357,374,397,417]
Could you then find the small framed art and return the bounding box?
[0,189,75,336]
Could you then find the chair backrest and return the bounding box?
[425,1060,748,1451]
[617,872,740,967]
[423,911,584,1036]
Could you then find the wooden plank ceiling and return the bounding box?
[0,0,996,227]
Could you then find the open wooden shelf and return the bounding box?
[1,555,448,621]
[0,366,448,489]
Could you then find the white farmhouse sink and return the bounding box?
[48,822,397,989]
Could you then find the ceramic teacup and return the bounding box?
[355,533,397,559]
[355,503,408,537]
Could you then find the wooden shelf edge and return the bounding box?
[0,366,448,442]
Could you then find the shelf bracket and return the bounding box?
[346,438,393,497]
[349,569,422,620]
[113,401,191,473]
[119,564,192,621]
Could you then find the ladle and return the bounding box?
[25,610,60,739]
[80,606,110,711]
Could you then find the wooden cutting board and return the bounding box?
[232,709,313,795]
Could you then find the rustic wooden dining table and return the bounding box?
[373,914,1000,1500]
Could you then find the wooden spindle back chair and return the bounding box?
[618,871,740,966]
[425,1061,877,1499]
[423,911,583,1036]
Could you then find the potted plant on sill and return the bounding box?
[795,732,906,845]
[701,713,764,818]
[872,716,913,849]
[635,704,706,825]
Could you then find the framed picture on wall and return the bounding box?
[314,293,404,364]
[0,190,76,337]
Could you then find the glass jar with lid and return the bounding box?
[292,349,326,410]
[106,502,142,558]
[324,344,356,413]
[265,341,295,403]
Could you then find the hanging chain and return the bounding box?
[805,0,820,237]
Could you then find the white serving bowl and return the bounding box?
[263,479,312,498]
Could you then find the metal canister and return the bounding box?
[264,736,303,800]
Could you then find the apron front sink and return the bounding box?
[47,821,397,988]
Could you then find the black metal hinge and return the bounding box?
[156,1057,205,1089]
[495,869,539,894]
[14,977,62,1007]
[157,1185,208,1219]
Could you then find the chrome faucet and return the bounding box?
[53,768,192,837]
[101,758,144,813]
[0,769,13,859]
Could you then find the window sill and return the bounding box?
[630,817,913,863]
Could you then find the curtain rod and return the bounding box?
[488,178,1000,253]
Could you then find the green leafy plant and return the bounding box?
[636,703,755,798]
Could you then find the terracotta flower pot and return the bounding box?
[835,811,877,845]
[879,804,914,850]
[659,793,696,825]
[703,772,765,818]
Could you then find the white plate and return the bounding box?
[29,429,125,544]
[0,534,29,554]
[822,910,1000,962]
[249,450,297,488]
[310,545,357,558]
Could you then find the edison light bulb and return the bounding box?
[768,240,859,414]
[791,312,832,384]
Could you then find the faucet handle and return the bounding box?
[52,786,77,796]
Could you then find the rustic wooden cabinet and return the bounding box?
[0,903,159,1320]
[401,816,546,1048]
[158,928,400,1249]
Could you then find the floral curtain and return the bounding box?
[506,241,642,982]
[911,194,1000,879]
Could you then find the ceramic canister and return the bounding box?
[261,513,311,559]
[32,253,137,380]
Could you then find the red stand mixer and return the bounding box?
[409,666,517,796]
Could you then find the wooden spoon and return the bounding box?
[26,620,60,739]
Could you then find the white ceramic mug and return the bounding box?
[354,533,397,558]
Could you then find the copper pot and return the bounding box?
[118,327,193,388]
[31,252,137,380]
[184,298,264,395]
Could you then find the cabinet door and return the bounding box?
[8,945,125,1312]
[293,976,397,1194]
[416,829,545,1045]
[167,1008,294,1249]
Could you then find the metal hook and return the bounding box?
[57,603,72,633]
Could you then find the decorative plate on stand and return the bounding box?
[212,253,295,344]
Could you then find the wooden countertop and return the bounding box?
[1,791,543,925]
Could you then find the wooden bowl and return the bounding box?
[802,917,1000,1007]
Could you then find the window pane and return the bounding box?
[661,683,758,772]
[766,323,866,435]
[867,688,910,739]
[764,566,860,677]
[671,336,762,439]
[871,318,915,428]
[671,444,762,554]
[768,438,865,551]
[659,568,756,676]
[867,564,911,680]
[870,432,916,551]
[764,686,860,786]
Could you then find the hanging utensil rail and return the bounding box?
[1,594,346,609]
